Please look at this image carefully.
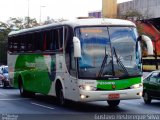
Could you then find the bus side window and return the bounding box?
[45,30,52,51]
[51,28,63,52]
[58,27,63,50]
[35,32,43,51]
[13,36,19,52]
[28,34,33,52]
[8,37,13,52]
[44,30,54,51]
[55,29,60,50]
[43,32,47,51]
[51,29,56,51]
[56,28,63,51]
[20,35,26,52]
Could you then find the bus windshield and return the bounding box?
[75,26,141,79]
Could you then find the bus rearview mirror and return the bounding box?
[138,35,154,55]
[73,37,81,58]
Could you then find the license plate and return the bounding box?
[108,94,120,100]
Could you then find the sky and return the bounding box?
[0,0,132,23]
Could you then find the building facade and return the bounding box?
[118,0,160,19]
[102,0,117,18]
[88,11,102,18]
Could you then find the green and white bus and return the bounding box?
[8,18,153,107]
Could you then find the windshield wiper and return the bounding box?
[98,55,108,77]
[113,47,129,75]
[98,48,109,77]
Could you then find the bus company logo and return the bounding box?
[84,81,95,85]
[25,62,36,68]
[98,82,115,85]
[112,84,116,89]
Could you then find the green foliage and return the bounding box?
[0,17,39,64]
[0,16,67,64]
[24,17,39,28]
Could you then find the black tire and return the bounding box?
[19,80,27,97]
[2,81,7,89]
[19,79,35,97]
[143,91,151,104]
[56,82,65,106]
[59,88,65,105]
[107,100,120,107]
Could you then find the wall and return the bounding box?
[118,0,160,19]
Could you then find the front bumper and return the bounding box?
[79,87,142,102]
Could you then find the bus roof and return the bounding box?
[66,18,136,27]
[8,18,136,37]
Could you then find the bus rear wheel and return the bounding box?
[19,80,35,97]
[107,100,120,107]
[19,80,27,97]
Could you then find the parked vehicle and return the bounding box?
[0,66,10,88]
[143,71,160,104]
[0,73,4,86]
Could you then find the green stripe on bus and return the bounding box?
[97,77,141,90]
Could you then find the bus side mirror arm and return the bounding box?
[138,35,154,55]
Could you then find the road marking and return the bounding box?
[31,102,55,110]
[0,98,29,101]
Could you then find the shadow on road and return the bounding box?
[141,100,160,107]
[31,94,128,113]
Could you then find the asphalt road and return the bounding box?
[0,86,160,120]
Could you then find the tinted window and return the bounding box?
[8,26,64,53]
[150,72,159,83]
[157,78,160,84]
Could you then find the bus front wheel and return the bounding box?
[107,100,120,107]
[56,81,65,106]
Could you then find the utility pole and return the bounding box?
[27,0,30,27]
[39,6,45,24]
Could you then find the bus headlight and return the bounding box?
[131,83,143,89]
[79,85,97,91]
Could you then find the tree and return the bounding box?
[0,16,39,64]
[7,17,23,30]
[43,16,67,25]
[24,17,39,28]
[7,17,39,29]
[0,22,10,65]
